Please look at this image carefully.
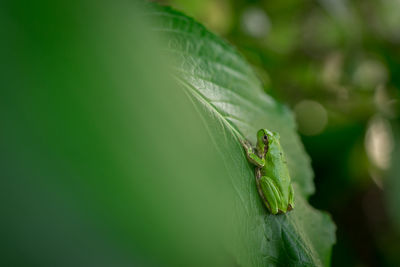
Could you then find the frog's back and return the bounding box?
[261,140,291,200]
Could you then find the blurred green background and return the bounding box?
[160,0,400,266]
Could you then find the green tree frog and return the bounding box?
[241,129,294,214]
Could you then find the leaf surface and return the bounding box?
[147,5,336,266]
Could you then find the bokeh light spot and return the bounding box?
[241,7,270,38]
[365,115,393,170]
[294,100,328,136]
[353,59,388,90]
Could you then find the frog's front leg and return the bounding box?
[240,139,265,168]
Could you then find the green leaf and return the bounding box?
[147,4,336,266]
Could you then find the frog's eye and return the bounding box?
[263,135,268,144]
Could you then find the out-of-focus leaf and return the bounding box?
[0,1,233,266]
[147,4,336,266]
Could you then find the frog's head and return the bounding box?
[257,129,279,146]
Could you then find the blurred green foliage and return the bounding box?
[162,0,400,266]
